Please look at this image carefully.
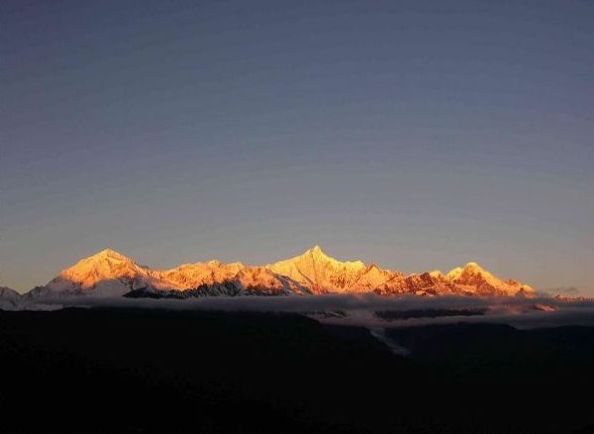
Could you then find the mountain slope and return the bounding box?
[30,249,152,297]
[29,249,309,298]
[27,246,534,298]
[267,245,368,294]
[447,262,533,296]
[0,286,21,300]
[0,286,22,309]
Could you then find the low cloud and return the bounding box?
[13,293,593,330]
[542,286,581,296]
[33,293,512,312]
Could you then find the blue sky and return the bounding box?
[2,0,593,293]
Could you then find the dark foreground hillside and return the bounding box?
[1,308,593,433]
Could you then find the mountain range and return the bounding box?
[21,246,534,298]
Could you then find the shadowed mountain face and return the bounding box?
[27,246,534,298]
[0,287,20,300]
[1,308,594,433]
[0,287,21,310]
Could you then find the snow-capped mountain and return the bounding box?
[0,286,22,310]
[28,249,310,298]
[445,262,533,296]
[267,245,368,294]
[29,249,153,298]
[268,246,532,296]
[26,246,534,298]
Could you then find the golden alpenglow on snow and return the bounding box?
[28,246,534,298]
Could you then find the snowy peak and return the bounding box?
[92,248,132,261]
[446,267,463,280]
[157,260,245,290]
[30,248,150,297]
[447,261,533,296]
[267,246,368,294]
[463,261,488,273]
[33,248,308,298]
[429,270,443,279]
[60,249,142,284]
[297,245,351,266]
[306,244,325,257]
[303,245,366,270]
[27,247,535,298]
[234,266,309,296]
[65,248,138,270]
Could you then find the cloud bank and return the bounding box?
[10,294,593,330]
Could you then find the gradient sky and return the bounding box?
[2,0,593,294]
